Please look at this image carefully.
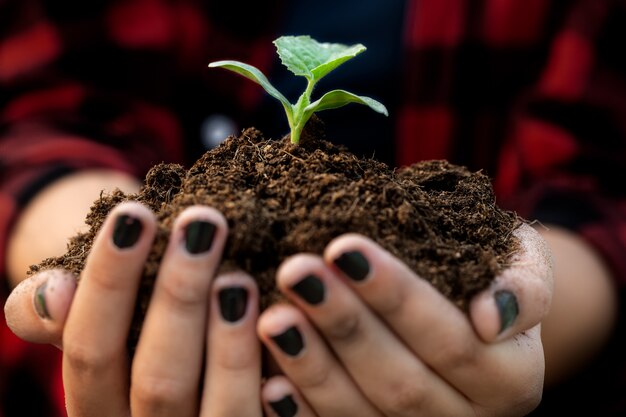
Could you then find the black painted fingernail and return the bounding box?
[333,251,370,281]
[269,394,298,417]
[185,220,217,254]
[34,281,51,320]
[112,214,143,248]
[218,287,248,323]
[290,274,325,305]
[495,290,519,333]
[271,326,304,357]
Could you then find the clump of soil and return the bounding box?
[31,120,522,351]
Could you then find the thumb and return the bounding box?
[4,268,76,348]
[470,223,554,342]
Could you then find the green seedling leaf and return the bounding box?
[208,60,292,115]
[300,90,388,138]
[209,35,387,145]
[306,89,389,115]
[274,35,366,82]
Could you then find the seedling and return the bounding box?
[209,35,388,144]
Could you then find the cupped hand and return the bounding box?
[257,223,554,417]
[4,202,282,417]
[5,217,553,417]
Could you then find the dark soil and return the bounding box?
[31,120,522,351]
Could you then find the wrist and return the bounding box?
[7,169,141,287]
[538,225,617,386]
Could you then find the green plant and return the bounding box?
[209,35,388,145]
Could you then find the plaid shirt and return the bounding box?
[1,1,626,416]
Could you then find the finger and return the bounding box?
[200,271,262,417]
[470,223,554,341]
[131,206,227,417]
[276,254,471,416]
[322,234,543,414]
[262,375,318,417]
[63,202,157,417]
[258,304,383,417]
[4,268,76,347]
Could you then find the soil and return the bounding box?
[30,118,522,352]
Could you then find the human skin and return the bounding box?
[537,226,617,386]
[6,170,143,288]
[3,172,615,416]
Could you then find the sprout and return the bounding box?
[209,35,388,144]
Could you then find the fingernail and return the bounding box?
[269,395,298,417]
[34,281,51,320]
[185,220,217,254]
[112,214,143,248]
[290,274,325,305]
[333,251,370,281]
[218,287,248,323]
[271,326,304,357]
[495,290,519,333]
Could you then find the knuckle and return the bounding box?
[159,270,209,308]
[383,378,428,415]
[132,376,190,408]
[294,362,332,389]
[86,264,132,292]
[434,337,478,370]
[63,342,117,375]
[214,343,257,372]
[324,312,363,344]
[374,282,406,317]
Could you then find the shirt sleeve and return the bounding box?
[493,0,626,287]
[397,0,626,288]
[0,0,189,285]
[0,2,284,415]
[0,3,188,415]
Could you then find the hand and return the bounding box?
[256,223,554,417]
[5,202,282,416]
[5,216,553,417]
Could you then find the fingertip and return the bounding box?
[257,304,307,358]
[494,290,520,335]
[4,275,32,337]
[95,201,158,254]
[211,271,259,325]
[257,304,301,339]
[470,288,518,342]
[40,269,77,324]
[5,269,75,345]
[262,376,301,417]
[174,205,230,250]
[323,233,374,278]
[202,274,263,417]
[206,272,261,369]
[472,224,554,343]
[108,200,157,228]
[471,280,550,343]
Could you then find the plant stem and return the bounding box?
[290,78,316,144]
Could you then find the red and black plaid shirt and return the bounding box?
[2,1,626,416]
